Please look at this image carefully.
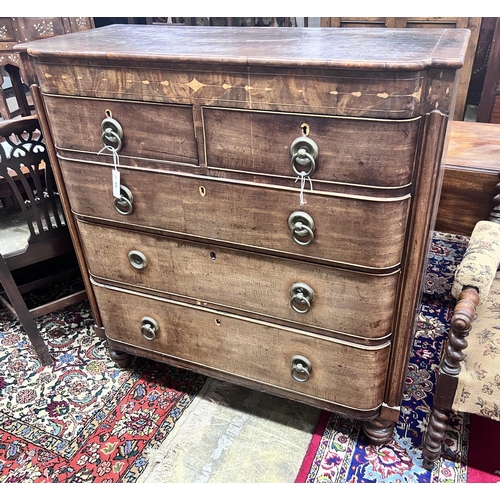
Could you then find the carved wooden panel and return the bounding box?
[0,17,94,119]
[0,17,93,53]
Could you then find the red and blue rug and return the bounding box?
[0,299,206,482]
[296,232,500,483]
[1,232,498,482]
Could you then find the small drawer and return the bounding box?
[203,108,420,188]
[60,159,410,270]
[78,221,399,340]
[43,95,199,166]
[92,282,391,412]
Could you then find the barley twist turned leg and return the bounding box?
[422,287,478,471]
[422,407,451,470]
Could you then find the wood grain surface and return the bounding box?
[436,121,500,235]
[93,280,391,412]
[43,94,199,166]
[203,108,420,187]
[59,159,410,270]
[18,26,468,70]
[78,220,399,340]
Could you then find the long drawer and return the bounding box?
[43,95,199,166]
[92,280,391,413]
[60,159,410,271]
[203,107,420,188]
[78,220,398,340]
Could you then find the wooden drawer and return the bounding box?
[92,280,391,412]
[78,220,399,340]
[60,159,410,270]
[43,95,199,166]
[204,108,421,188]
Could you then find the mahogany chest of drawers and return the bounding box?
[19,25,470,442]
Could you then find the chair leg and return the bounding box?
[422,287,478,470]
[0,256,53,366]
[5,64,32,117]
[422,406,451,470]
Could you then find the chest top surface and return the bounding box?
[17,25,469,71]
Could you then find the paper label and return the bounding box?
[112,168,121,198]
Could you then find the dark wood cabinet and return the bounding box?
[18,25,469,442]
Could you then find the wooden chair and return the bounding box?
[0,64,34,121]
[0,115,86,366]
[422,181,500,469]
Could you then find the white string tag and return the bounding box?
[112,168,121,199]
[98,144,121,199]
[295,173,313,206]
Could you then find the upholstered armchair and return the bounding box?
[422,218,500,470]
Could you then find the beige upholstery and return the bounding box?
[449,220,500,421]
[452,221,500,304]
[453,273,500,421]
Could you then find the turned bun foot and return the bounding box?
[362,418,395,445]
[422,457,436,471]
[108,347,133,368]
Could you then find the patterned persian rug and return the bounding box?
[0,231,495,483]
[0,294,206,482]
[296,232,474,483]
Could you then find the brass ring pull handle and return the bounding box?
[128,250,148,270]
[290,355,312,383]
[101,116,124,152]
[287,211,315,246]
[101,129,123,152]
[291,222,315,246]
[290,136,319,177]
[291,149,316,177]
[114,185,134,216]
[289,283,315,314]
[140,316,159,341]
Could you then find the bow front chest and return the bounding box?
[19,25,470,441]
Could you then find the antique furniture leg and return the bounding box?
[0,255,53,366]
[422,287,479,470]
[108,346,134,368]
[362,418,396,445]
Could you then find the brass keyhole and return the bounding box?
[301,123,310,136]
[199,186,207,197]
